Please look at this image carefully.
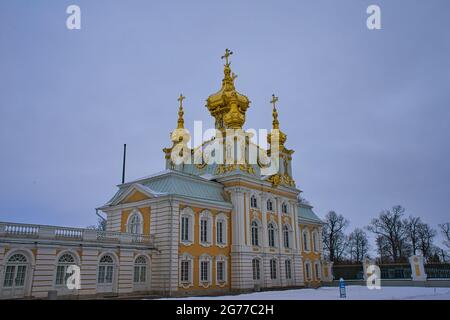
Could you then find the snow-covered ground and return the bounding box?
[161,286,450,300]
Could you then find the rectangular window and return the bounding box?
[181,260,190,282]
[105,266,113,283]
[217,261,225,282]
[3,266,15,287]
[270,260,277,280]
[98,266,105,283]
[56,265,65,285]
[315,264,320,279]
[133,266,140,283]
[252,259,260,280]
[15,265,26,287]
[217,221,223,244]
[285,260,292,280]
[140,266,146,283]
[201,219,208,243]
[200,261,209,282]
[181,217,189,241]
[305,263,311,279]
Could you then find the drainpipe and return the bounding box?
[168,195,174,297]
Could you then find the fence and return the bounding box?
[333,262,450,280]
[425,263,450,279]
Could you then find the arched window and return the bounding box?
[268,223,276,247]
[267,199,273,212]
[133,256,147,284]
[250,195,258,209]
[98,255,114,284]
[3,253,28,288]
[252,258,261,281]
[270,259,277,280]
[303,229,310,252]
[251,221,259,246]
[283,225,290,248]
[282,203,288,214]
[128,213,142,234]
[55,253,76,286]
[312,231,319,252]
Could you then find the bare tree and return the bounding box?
[439,223,450,250]
[87,217,107,231]
[347,228,370,263]
[417,223,436,261]
[366,205,409,262]
[322,211,349,262]
[404,216,421,255]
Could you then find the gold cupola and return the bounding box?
[163,94,191,163]
[206,49,250,130]
[268,94,287,148]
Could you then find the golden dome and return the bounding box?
[206,49,250,130]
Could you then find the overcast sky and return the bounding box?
[0,1,449,247]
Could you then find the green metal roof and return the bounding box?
[105,170,229,207]
[297,204,323,224]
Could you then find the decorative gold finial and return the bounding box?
[221,48,233,66]
[270,94,279,129]
[177,93,185,129]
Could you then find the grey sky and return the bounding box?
[0,1,449,246]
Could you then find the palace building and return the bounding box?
[0,50,332,299]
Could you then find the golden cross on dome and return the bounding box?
[270,94,279,109]
[221,48,233,65]
[177,93,186,108]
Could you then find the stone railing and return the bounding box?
[0,222,155,246]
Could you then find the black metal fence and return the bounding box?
[425,263,450,279]
[333,263,412,280]
[379,264,411,279]
[333,265,364,280]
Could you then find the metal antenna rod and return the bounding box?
[122,144,127,184]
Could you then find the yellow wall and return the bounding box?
[178,205,232,290]
[299,223,322,285]
[120,207,151,235]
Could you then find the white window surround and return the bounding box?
[304,260,312,280]
[133,255,148,284]
[270,258,278,280]
[250,194,259,209]
[215,213,228,247]
[97,253,117,286]
[266,198,275,212]
[179,253,194,288]
[302,229,311,253]
[281,202,288,214]
[252,258,262,281]
[54,251,80,288]
[126,208,143,234]
[198,254,213,288]
[180,207,195,245]
[251,220,261,247]
[314,261,322,280]
[312,230,319,253]
[199,210,213,247]
[267,219,278,248]
[215,255,228,286]
[285,259,292,280]
[283,224,292,249]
